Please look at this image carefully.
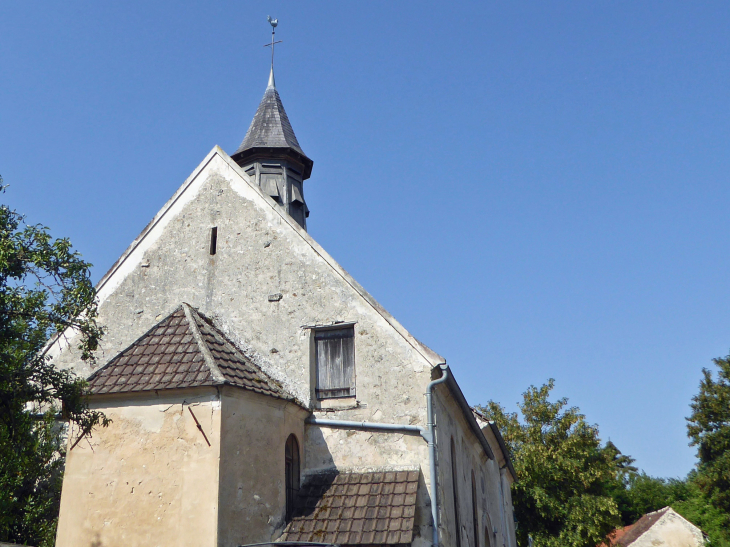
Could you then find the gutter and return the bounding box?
[488,422,517,482]
[306,416,427,439]
[433,366,495,460]
[305,363,451,547]
[425,364,449,547]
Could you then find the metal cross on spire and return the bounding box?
[264,15,282,88]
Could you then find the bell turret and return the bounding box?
[231,62,313,230]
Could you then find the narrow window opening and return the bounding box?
[314,326,355,399]
[451,438,462,547]
[471,471,479,547]
[285,434,300,521]
[209,227,218,255]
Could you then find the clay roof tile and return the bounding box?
[282,469,419,545]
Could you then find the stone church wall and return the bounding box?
[50,149,514,547]
[50,149,442,468]
[434,386,516,547]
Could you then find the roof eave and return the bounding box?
[488,422,517,482]
[231,146,313,180]
[431,365,495,461]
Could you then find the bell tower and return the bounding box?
[231,17,313,230]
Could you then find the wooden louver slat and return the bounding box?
[315,327,355,399]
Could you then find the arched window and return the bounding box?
[471,471,479,547]
[484,526,492,547]
[285,434,300,521]
[451,438,461,547]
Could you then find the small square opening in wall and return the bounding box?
[314,326,355,399]
[209,227,218,255]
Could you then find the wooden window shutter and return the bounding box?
[315,327,355,399]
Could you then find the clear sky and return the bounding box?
[2,1,728,478]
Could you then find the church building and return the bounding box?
[51,26,517,547]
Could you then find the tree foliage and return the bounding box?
[476,380,621,547]
[611,472,730,547]
[0,181,108,546]
[687,354,730,515]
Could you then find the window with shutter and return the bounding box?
[314,327,355,399]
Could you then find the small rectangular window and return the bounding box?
[209,227,218,255]
[315,327,355,399]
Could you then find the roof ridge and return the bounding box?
[88,305,186,379]
[86,302,302,400]
[182,303,226,384]
[195,313,289,398]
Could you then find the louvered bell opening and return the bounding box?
[261,175,281,200]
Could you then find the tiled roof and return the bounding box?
[233,84,308,159]
[603,507,671,547]
[603,525,633,546]
[88,304,295,401]
[282,470,420,546]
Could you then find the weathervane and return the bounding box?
[264,16,281,78]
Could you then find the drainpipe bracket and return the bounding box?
[420,429,433,443]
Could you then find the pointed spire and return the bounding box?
[230,15,313,231]
[231,70,313,180]
[232,77,307,160]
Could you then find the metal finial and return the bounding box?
[264,16,282,88]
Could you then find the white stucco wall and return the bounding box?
[217,387,309,547]
[435,386,516,547]
[630,508,704,547]
[56,388,222,547]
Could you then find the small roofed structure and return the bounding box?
[87,303,296,401]
[230,67,313,229]
[282,470,420,546]
[603,507,705,547]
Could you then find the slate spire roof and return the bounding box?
[88,303,296,402]
[232,68,306,157]
[231,68,313,178]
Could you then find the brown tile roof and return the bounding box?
[603,525,633,546]
[88,303,295,402]
[602,507,671,547]
[282,470,420,546]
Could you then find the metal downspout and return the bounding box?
[426,364,449,547]
[307,363,448,547]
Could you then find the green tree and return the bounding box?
[601,441,641,525]
[476,380,621,547]
[0,181,108,547]
[687,354,730,515]
[611,472,730,547]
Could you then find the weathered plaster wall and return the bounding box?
[51,148,442,468]
[434,386,515,547]
[51,148,514,545]
[631,509,704,547]
[217,387,308,547]
[56,388,221,547]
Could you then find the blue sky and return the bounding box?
[2,1,729,478]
